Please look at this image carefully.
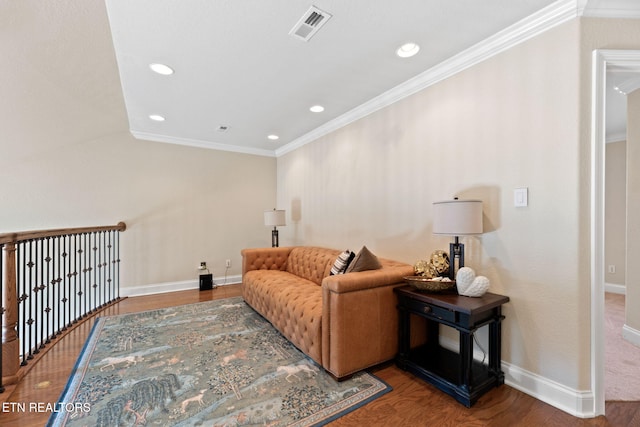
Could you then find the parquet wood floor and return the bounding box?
[1,284,638,426]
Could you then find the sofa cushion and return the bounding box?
[242,270,323,364]
[285,247,339,285]
[345,246,382,273]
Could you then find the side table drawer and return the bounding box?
[402,297,456,323]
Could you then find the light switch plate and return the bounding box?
[514,188,528,207]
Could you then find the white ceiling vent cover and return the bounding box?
[289,6,332,42]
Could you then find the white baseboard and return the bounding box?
[120,275,242,297]
[503,362,595,418]
[604,283,626,295]
[623,324,640,348]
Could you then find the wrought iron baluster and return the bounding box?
[44,237,51,345]
[72,234,78,324]
[54,236,62,336]
[101,231,106,307]
[66,235,72,328]
[18,242,27,366]
[50,237,57,340]
[28,240,37,358]
[107,230,113,303]
[82,233,89,318]
[61,236,68,330]
[92,232,98,311]
[37,238,45,350]
[116,229,120,300]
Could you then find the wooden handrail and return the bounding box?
[0,222,126,245]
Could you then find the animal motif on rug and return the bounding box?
[180,389,207,413]
[95,374,180,427]
[277,362,319,382]
[123,399,148,426]
[99,355,140,371]
[221,349,248,365]
[161,311,178,320]
[220,303,244,309]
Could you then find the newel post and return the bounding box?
[2,241,20,385]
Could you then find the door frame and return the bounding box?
[591,49,640,416]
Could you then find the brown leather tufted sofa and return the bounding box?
[241,246,414,379]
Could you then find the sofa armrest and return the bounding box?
[321,263,414,378]
[241,247,293,275]
[321,264,414,293]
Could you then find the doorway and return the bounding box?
[592,49,640,416]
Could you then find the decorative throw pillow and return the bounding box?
[345,246,382,273]
[330,250,355,275]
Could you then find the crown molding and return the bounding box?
[131,131,276,157]
[276,0,578,157]
[616,75,640,94]
[606,132,626,143]
[579,0,640,18]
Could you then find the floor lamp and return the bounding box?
[264,209,286,247]
[432,199,483,279]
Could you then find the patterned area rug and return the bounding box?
[48,297,390,426]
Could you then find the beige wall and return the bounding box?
[278,20,584,388]
[627,89,640,330]
[1,0,277,288]
[277,18,640,394]
[1,133,276,287]
[605,141,626,286]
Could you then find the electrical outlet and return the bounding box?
[199,261,207,270]
[225,259,231,268]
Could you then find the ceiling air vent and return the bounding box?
[289,6,332,42]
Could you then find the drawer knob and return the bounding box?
[423,306,432,314]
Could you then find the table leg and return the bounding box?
[488,307,504,381]
[397,308,409,367]
[459,331,473,391]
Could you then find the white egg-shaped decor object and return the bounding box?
[460,276,490,297]
[455,267,476,295]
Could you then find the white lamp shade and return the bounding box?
[433,200,483,235]
[264,209,286,227]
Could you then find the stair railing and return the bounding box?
[0,222,126,390]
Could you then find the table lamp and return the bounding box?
[432,199,483,279]
[264,209,286,247]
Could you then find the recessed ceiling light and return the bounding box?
[149,63,174,75]
[396,42,420,58]
[614,86,627,95]
[310,105,325,113]
[149,114,165,122]
[267,134,279,141]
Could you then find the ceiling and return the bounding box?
[607,71,640,142]
[104,0,640,156]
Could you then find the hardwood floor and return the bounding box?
[1,284,638,426]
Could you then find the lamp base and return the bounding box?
[271,228,279,247]
[448,241,465,280]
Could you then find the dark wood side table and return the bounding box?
[395,285,509,407]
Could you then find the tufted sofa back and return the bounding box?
[285,247,340,286]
